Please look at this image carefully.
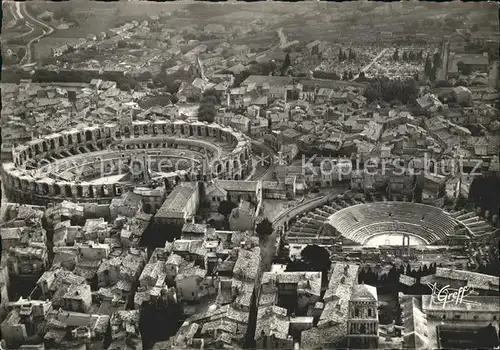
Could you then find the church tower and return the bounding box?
[347,284,379,349]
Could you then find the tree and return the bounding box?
[349,48,355,60]
[300,245,332,286]
[281,52,291,75]
[198,104,216,123]
[120,83,131,92]
[356,71,366,82]
[393,49,399,61]
[457,61,472,76]
[256,217,273,237]
[218,200,237,217]
[363,77,419,105]
[203,89,220,104]
[433,52,441,69]
[198,90,218,123]
[424,54,432,79]
[136,71,153,82]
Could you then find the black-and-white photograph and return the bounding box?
[1,1,499,349]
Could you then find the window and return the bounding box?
[473,316,479,320]
[368,309,372,317]
[454,315,461,320]
[355,309,359,317]
[494,316,497,321]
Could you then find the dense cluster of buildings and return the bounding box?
[2,3,499,350]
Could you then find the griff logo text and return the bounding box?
[427,283,478,309]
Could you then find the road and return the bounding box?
[6,2,34,38]
[277,27,287,48]
[16,2,54,65]
[350,48,389,81]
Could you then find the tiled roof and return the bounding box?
[216,180,257,193]
[233,247,260,281]
[155,183,197,219]
[431,267,499,292]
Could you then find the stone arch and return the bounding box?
[162,124,167,134]
[50,139,56,150]
[64,185,72,197]
[59,136,64,147]
[28,148,33,158]
[100,186,106,197]
[76,185,83,197]
[123,126,130,137]
[54,184,61,196]
[85,130,93,142]
[88,185,94,198]
[35,144,41,155]
[153,125,158,136]
[143,124,149,135]
[42,142,48,153]
[68,134,73,145]
[76,133,82,143]
[134,125,140,136]
[175,176,181,185]
[95,129,101,139]
[79,147,86,153]
[41,183,49,195]
[189,125,194,136]
[234,159,239,170]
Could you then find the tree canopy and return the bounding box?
[198,93,218,123]
[255,217,273,237]
[457,61,472,76]
[218,200,237,217]
[363,76,419,105]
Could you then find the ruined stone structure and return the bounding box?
[2,121,252,205]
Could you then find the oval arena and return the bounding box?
[1,120,252,205]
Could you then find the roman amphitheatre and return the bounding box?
[1,119,252,206]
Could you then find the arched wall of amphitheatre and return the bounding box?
[2,121,252,205]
